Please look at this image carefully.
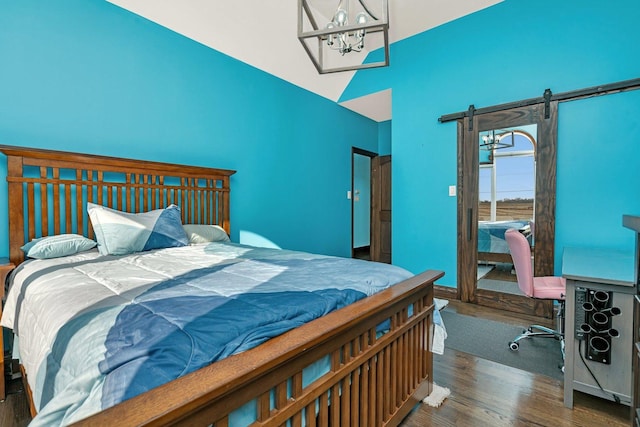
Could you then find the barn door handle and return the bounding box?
[467,208,472,241]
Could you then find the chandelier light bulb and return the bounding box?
[325,22,335,45]
[321,2,377,55]
[335,8,348,26]
[355,12,368,25]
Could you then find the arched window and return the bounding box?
[479,125,536,222]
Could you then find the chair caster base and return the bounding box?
[509,341,519,351]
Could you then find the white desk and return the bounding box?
[562,247,635,408]
[562,247,634,286]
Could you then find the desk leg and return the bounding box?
[564,283,575,408]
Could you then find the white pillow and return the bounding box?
[182,224,230,244]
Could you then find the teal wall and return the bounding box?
[377,120,391,155]
[342,0,640,285]
[0,0,380,258]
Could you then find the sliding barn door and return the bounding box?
[458,103,557,318]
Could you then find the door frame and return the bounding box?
[351,147,377,258]
[457,102,558,318]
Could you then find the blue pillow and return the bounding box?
[21,234,97,259]
[87,203,188,256]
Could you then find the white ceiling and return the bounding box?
[106,0,502,121]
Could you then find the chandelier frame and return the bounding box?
[298,0,389,74]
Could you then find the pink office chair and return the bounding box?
[505,228,566,354]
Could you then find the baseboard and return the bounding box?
[434,284,458,300]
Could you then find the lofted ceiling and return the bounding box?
[106,0,502,121]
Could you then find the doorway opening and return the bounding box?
[352,148,377,260]
[351,147,392,264]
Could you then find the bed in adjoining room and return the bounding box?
[0,145,443,426]
[477,219,532,264]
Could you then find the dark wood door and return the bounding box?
[371,155,391,263]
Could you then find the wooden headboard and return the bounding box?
[0,145,236,265]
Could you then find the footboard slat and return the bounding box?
[400,330,406,404]
[275,381,288,417]
[330,383,341,426]
[350,367,360,427]
[340,374,350,426]
[408,321,415,395]
[375,347,384,426]
[257,392,270,422]
[384,345,392,420]
[318,393,329,426]
[360,360,369,427]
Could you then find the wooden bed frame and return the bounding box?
[0,145,443,426]
[477,251,513,264]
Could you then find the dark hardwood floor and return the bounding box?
[401,300,630,427]
[0,300,630,426]
[1,375,29,427]
[482,262,518,283]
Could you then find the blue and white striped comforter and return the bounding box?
[1,242,413,426]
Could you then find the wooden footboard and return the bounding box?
[75,270,442,426]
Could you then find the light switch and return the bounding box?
[347,190,352,199]
[448,185,456,197]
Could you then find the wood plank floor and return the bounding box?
[0,300,631,426]
[0,374,30,427]
[401,300,631,427]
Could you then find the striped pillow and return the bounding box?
[88,203,188,255]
